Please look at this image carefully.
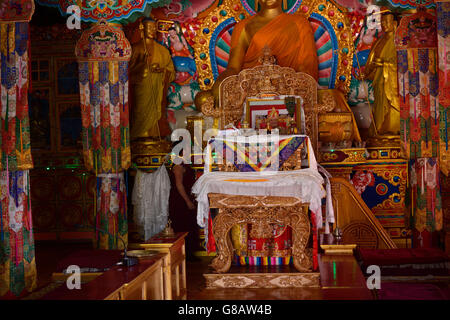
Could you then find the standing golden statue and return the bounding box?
[195,0,318,108]
[364,10,400,140]
[129,18,175,140]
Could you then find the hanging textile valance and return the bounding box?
[75,21,132,174]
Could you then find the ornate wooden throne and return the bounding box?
[201,49,325,280]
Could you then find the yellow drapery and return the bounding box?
[365,32,400,135]
[129,41,175,139]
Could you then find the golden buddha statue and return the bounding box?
[195,0,318,107]
[129,18,175,140]
[195,0,361,144]
[364,10,400,142]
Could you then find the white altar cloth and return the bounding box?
[192,133,335,247]
[192,168,326,237]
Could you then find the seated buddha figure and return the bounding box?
[195,0,361,144]
[196,0,317,106]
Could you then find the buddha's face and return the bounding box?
[168,29,177,38]
[381,14,396,33]
[142,21,156,39]
[259,0,282,9]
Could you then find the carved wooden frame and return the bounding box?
[208,194,312,273]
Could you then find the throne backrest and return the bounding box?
[215,52,319,153]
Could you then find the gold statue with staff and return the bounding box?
[129,18,175,141]
[364,9,400,140]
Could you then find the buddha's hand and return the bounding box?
[194,90,219,117]
[150,63,162,73]
[372,58,384,67]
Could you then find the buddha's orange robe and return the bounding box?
[230,13,319,81]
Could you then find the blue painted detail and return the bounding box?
[152,158,159,163]
[385,0,435,9]
[313,26,326,42]
[209,17,237,80]
[36,0,158,24]
[337,22,344,29]
[216,56,229,69]
[352,171,401,209]
[239,13,246,20]
[203,28,210,34]
[204,78,211,85]
[310,13,339,88]
[318,60,332,70]
[240,0,303,16]
[381,151,388,157]
[339,75,346,81]
[353,49,370,68]
[172,56,197,76]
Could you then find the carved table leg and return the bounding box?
[208,199,313,274]
[286,207,312,272]
[210,209,239,273]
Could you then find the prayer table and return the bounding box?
[42,253,167,300]
[193,134,331,276]
[130,232,188,299]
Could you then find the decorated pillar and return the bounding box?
[436,1,450,175]
[0,0,36,298]
[436,0,450,251]
[395,8,443,247]
[75,21,131,249]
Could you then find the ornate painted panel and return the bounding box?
[351,160,410,247]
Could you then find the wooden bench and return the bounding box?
[130,232,188,300]
[42,253,168,300]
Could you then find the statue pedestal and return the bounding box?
[319,148,368,179]
[131,139,172,169]
[204,266,320,289]
[367,135,401,148]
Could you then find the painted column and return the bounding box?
[436,1,450,175]
[0,0,36,298]
[75,21,131,249]
[396,8,443,247]
[436,0,450,251]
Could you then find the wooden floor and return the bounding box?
[28,241,450,300]
[186,255,374,300]
[31,240,373,300]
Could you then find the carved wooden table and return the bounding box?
[130,232,188,300]
[208,194,312,273]
[41,253,167,300]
